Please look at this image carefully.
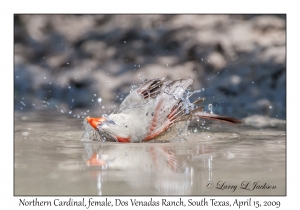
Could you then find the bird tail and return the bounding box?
[177,107,242,124]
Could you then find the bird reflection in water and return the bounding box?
[83,142,214,195]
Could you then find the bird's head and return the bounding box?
[85,114,131,142]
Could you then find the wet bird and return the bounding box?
[85,77,241,142]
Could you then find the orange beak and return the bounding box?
[86,117,106,129]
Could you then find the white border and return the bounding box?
[3,0,295,209]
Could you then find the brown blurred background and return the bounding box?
[14,14,286,119]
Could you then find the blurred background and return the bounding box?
[14,14,286,119]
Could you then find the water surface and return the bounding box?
[14,111,286,195]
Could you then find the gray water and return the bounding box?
[14,111,286,195]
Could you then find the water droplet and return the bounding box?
[167,64,169,66]
[84,112,86,115]
[106,81,110,84]
[61,110,64,113]
[16,76,19,79]
[22,132,29,136]
[120,98,123,101]
[124,41,126,43]
[102,106,105,109]
[44,76,46,79]
[87,110,89,112]
[193,128,197,133]
[68,86,71,89]
[252,81,254,84]
[97,98,102,103]
[202,88,205,91]
[269,106,272,109]
[20,101,26,106]
[72,99,74,102]
[32,103,35,106]
[67,62,69,65]
[208,104,213,113]
[69,111,72,114]
[77,115,80,118]
[94,94,97,97]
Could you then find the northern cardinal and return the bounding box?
[85,77,241,142]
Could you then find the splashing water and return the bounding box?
[208,104,213,113]
[170,88,202,114]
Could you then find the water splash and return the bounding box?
[208,104,213,114]
[170,88,202,114]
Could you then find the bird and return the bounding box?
[84,77,242,143]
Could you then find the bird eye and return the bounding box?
[106,119,116,125]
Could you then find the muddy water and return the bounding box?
[14,111,286,195]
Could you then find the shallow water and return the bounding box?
[14,111,286,195]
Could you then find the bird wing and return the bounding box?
[115,77,169,113]
[144,78,194,141]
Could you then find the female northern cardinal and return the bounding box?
[85,77,241,142]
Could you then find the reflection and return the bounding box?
[97,171,102,196]
[208,156,213,181]
[82,141,215,195]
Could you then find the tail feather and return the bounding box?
[193,111,242,124]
